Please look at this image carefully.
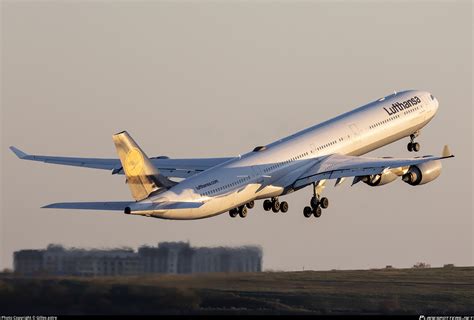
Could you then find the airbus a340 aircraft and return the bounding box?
[11,90,454,220]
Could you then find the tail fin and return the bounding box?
[112,131,176,201]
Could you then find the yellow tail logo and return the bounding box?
[113,131,176,201]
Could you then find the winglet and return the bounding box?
[442,145,453,158]
[9,146,29,159]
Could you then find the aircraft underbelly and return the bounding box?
[254,185,284,199]
[148,184,264,219]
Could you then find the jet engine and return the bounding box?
[362,170,398,186]
[402,160,442,186]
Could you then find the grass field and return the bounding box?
[1,267,472,315]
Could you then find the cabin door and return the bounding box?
[349,124,361,140]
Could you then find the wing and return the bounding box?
[10,146,232,179]
[293,145,454,189]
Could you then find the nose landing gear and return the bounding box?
[407,131,421,152]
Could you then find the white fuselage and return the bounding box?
[130,90,439,219]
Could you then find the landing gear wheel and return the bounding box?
[239,206,247,218]
[309,181,326,218]
[263,200,272,211]
[246,200,255,209]
[313,206,322,218]
[229,209,238,218]
[280,201,289,213]
[310,196,319,209]
[272,201,280,213]
[320,197,329,209]
[303,206,312,218]
[413,142,420,152]
[408,132,420,152]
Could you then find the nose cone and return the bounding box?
[431,94,439,112]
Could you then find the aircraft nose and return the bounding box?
[433,96,439,112]
[429,93,439,112]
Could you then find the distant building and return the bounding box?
[413,262,431,269]
[15,244,141,276]
[138,244,170,274]
[14,242,263,276]
[138,242,195,274]
[14,250,43,275]
[443,264,455,268]
[192,246,262,273]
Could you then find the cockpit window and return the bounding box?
[430,94,435,101]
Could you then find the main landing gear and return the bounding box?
[407,131,421,152]
[303,181,329,219]
[228,200,255,218]
[263,197,289,213]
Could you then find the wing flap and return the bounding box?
[294,166,386,189]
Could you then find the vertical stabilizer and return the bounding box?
[112,131,176,201]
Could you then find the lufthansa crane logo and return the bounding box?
[125,148,144,176]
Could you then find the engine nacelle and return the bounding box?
[363,170,398,187]
[402,160,442,186]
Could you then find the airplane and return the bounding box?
[10,90,454,220]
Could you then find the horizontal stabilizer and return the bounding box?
[42,201,133,211]
[42,201,205,213]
